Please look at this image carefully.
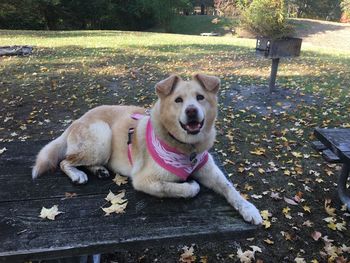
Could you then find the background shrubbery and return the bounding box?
[0,0,192,30]
[238,0,294,39]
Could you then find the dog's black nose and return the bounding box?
[185,106,198,119]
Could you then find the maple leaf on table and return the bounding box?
[102,190,128,216]
[39,205,63,220]
[112,174,128,186]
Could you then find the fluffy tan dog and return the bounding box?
[32,73,262,225]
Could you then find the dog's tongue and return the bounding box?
[186,122,201,132]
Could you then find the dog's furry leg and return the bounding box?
[193,154,262,225]
[60,160,88,184]
[132,177,200,198]
[86,165,110,179]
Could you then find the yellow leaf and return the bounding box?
[324,199,336,216]
[264,238,274,245]
[292,152,303,158]
[262,220,271,229]
[282,207,291,214]
[250,148,266,156]
[303,205,311,213]
[260,210,271,220]
[258,168,265,174]
[327,222,337,231]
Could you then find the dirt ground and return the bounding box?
[292,18,350,51]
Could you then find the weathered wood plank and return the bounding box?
[314,128,350,164]
[0,185,256,262]
[0,141,257,262]
[311,141,327,151]
[322,149,341,163]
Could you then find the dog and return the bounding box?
[32,73,262,225]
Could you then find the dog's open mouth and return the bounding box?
[180,120,204,135]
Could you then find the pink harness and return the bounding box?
[127,114,208,180]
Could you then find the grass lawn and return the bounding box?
[1,29,350,262]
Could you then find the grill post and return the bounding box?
[269,58,280,93]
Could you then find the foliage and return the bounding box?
[0,0,192,31]
[239,0,294,39]
[214,0,240,17]
[341,0,350,16]
[165,15,238,35]
[291,0,342,21]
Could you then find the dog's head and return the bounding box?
[154,73,220,144]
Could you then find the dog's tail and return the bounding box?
[32,130,68,179]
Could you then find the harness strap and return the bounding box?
[127,113,146,165]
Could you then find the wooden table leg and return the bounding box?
[338,164,350,211]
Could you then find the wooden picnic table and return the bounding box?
[0,140,256,262]
[313,128,350,210]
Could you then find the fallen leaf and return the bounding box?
[237,247,256,263]
[102,202,127,216]
[39,205,63,220]
[102,190,128,216]
[324,199,336,216]
[284,196,298,206]
[292,151,303,158]
[311,231,322,241]
[270,192,282,200]
[0,147,7,155]
[264,238,274,245]
[294,257,306,263]
[112,174,128,186]
[180,245,196,263]
[105,190,126,204]
[250,148,266,156]
[302,220,313,227]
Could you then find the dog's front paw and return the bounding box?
[71,170,88,185]
[187,180,200,198]
[239,202,263,225]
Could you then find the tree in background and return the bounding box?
[0,0,192,30]
[294,0,342,20]
[341,0,350,16]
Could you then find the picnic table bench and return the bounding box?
[0,140,256,262]
[312,128,350,210]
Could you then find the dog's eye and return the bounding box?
[175,97,183,103]
[196,94,205,101]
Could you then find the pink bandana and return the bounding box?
[128,114,208,180]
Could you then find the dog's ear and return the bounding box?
[194,73,220,93]
[155,75,180,98]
